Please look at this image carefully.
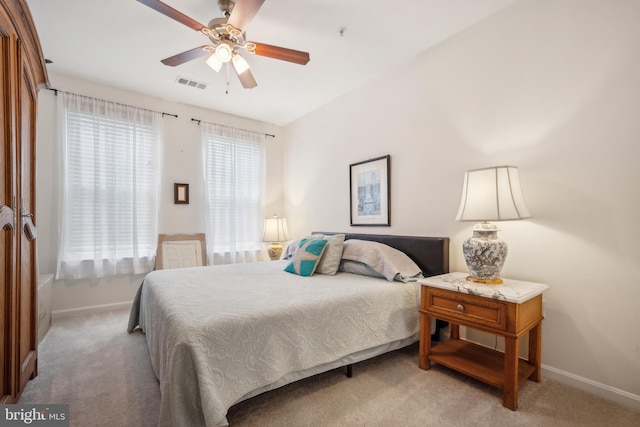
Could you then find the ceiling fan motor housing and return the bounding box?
[206,17,247,47]
[218,0,235,16]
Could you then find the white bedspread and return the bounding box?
[135,260,420,426]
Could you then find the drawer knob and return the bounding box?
[457,304,465,312]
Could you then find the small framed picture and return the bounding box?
[174,183,189,204]
[349,155,390,226]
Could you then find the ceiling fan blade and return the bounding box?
[233,66,257,89]
[253,43,310,65]
[137,0,206,31]
[227,0,265,31]
[161,46,211,67]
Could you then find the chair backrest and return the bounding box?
[156,233,207,270]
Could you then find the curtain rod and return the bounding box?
[45,87,178,118]
[190,118,275,138]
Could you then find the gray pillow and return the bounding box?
[339,260,386,279]
[315,234,345,275]
[340,239,423,282]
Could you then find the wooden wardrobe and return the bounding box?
[1,0,48,403]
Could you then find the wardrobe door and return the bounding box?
[0,7,17,404]
[0,0,47,402]
[17,44,38,392]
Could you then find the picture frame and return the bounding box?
[174,183,189,204]
[349,155,390,226]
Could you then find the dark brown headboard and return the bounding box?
[313,232,449,277]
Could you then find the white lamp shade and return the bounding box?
[262,217,290,242]
[206,54,223,72]
[215,43,233,63]
[232,54,250,75]
[456,166,532,222]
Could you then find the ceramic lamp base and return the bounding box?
[267,243,283,261]
[462,222,507,285]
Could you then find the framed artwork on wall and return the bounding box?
[174,183,189,204]
[349,155,390,226]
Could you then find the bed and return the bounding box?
[128,232,449,427]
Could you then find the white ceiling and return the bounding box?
[27,0,517,126]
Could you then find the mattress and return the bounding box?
[129,260,422,426]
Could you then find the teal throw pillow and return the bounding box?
[284,238,328,276]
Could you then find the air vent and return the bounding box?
[176,76,208,90]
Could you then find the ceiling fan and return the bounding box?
[137,0,310,89]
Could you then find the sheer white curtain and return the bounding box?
[56,92,162,279]
[201,123,265,264]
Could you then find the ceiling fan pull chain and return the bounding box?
[225,63,230,95]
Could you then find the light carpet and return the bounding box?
[19,309,640,426]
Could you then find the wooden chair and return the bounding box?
[156,233,207,270]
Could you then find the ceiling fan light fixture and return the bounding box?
[226,24,242,38]
[206,53,223,72]
[140,0,310,91]
[232,53,250,75]
[215,43,233,63]
[244,42,256,54]
[201,27,215,38]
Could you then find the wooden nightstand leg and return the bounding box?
[450,323,460,340]
[503,336,519,410]
[419,313,432,370]
[528,322,542,382]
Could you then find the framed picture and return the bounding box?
[174,183,189,204]
[349,155,390,226]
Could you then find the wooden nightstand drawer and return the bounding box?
[425,287,508,332]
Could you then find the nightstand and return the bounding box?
[418,272,549,410]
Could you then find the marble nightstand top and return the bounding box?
[417,272,549,303]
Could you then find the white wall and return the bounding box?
[282,0,640,409]
[36,72,284,313]
[33,0,639,410]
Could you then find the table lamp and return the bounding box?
[455,166,531,284]
[262,215,290,260]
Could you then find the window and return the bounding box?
[56,93,162,279]
[202,123,265,264]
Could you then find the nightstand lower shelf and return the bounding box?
[430,339,537,389]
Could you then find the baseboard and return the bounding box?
[541,364,640,411]
[52,301,133,320]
